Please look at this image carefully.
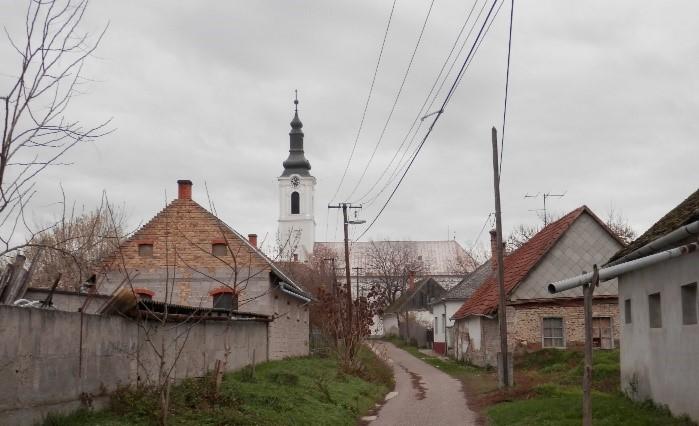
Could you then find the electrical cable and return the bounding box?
[355,0,500,241]
[329,0,398,203]
[345,0,437,201]
[353,0,482,205]
[499,0,514,179]
[362,0,504,208]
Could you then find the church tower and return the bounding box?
[278,95,315,261]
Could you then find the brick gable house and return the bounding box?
[96,180,312,360]
[451,206,624,367]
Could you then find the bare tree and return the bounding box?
[505,223,540,252]
[365,240,424,308]
[24,197,125,289]
[0,0,110,257]
[447,245,486,275]
[605,207,636,245]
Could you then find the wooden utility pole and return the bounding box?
[491,126,510,388]
[328,203,363,335]
[583,264,598,426]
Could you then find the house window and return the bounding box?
[624,299,632,324]
[291,191,300,214]
[542,317,565,348]
[434,316,439,334]
[681,283,698,325]
[212,243,228,257]
[210,288,238,310]
[648,292,662,328]
[592,317,613,349]
[138,243,153,257]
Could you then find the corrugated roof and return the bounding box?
[438,260,492,302]
[609,188,699,262]
[452,207,589,319]
[314,240,467,277]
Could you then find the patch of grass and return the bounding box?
[488,386,696,426]
[43,349,392,426]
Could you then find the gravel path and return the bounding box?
[368,341,479,426]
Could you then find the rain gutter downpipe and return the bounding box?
[607,219,699,267]
[548,240,698,294]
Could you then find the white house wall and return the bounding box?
[618,250,699,422]
[511,212,622,301]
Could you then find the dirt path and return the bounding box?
[367,342,479,426]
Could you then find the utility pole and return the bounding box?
[352,267,363,299]
[328,203,363,336]
[491,127,510,388]
[582,265,598,426]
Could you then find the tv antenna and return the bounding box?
[524,191,567,225]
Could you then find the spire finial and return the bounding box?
[294,89,299,112]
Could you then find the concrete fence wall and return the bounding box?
[0,305,268,425]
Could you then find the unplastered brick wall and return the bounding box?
[100,199,268,278]
[511,302,619,349]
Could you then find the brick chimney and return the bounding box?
[177,179,193,200]
[248,234,258,248]
[408,270,416,290]
[490,229,498,271]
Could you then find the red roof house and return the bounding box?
[451,206,624,367]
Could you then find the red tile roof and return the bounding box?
[451,206,588,319]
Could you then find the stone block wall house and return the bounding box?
[606,188,699,422]
[382,276,445,347]
[451,206,625,367]
[429,260,491,356]
[95,180,312,360]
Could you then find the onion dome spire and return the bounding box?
[282,90,311,176]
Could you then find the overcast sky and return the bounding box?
[2,0,698,252]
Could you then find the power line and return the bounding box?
[345,0,437,201]
[499,0,514,179]
[353,0,482,205]
[329,0,398,203]
[361,0,505,208]
[355,0,500,241]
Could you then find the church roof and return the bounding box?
[314,240,468,278]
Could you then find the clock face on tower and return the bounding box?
[290,176,300,187]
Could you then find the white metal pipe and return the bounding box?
[608,219,699,266]
[548,240,698,294]
[279,282,312,303]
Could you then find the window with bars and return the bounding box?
[681,283,697,325]
[542,317,565,348]
[624,299,632,324]
[649,292,662,328]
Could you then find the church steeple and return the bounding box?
[282,91,311,177]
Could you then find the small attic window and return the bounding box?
[212,243,228,257]
[138,243,153,257]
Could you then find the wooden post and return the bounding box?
[491,127,510,388]
[582,265,598,426]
